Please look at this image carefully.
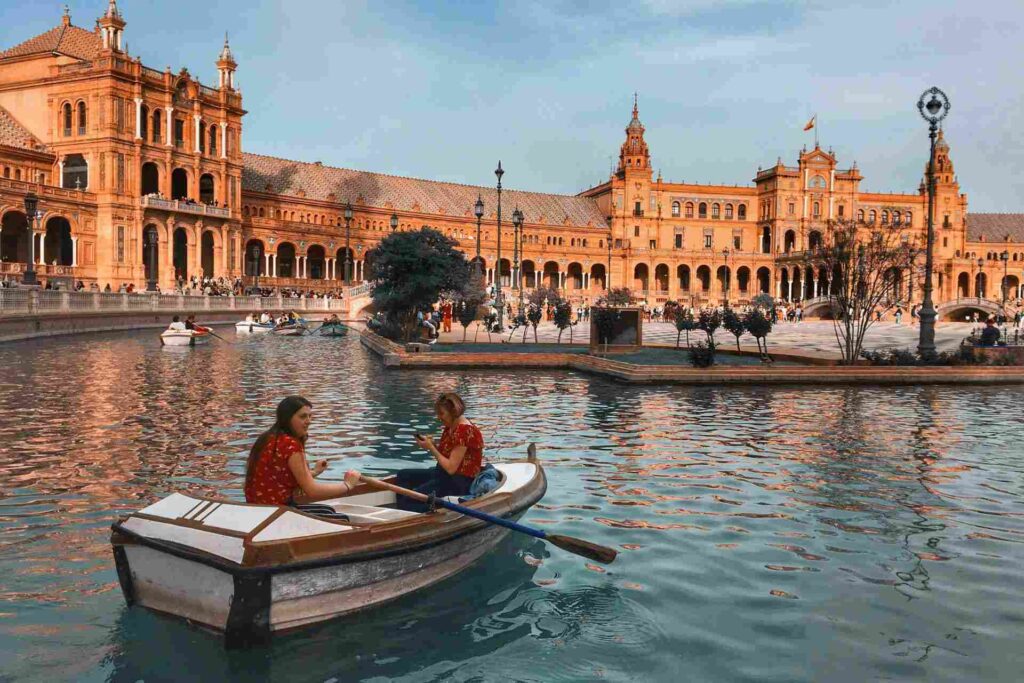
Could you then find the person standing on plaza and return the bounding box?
[441,300,453,333]
[911,304,918,326]
[894,307,903,325]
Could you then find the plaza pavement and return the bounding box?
[439,319,986,355]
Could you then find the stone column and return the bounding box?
[58,158,64,187]
[194,114,202,152]
[165,107,174,147]
[134,98,143,139]
[71,237,78,267]
[219,122,227,159]
[38,232,46,264]
[264,253,271,276]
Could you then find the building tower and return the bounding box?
[617,94,651,176]
[217,34,237,90]
[97,0,125,53]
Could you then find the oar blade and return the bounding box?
[546,534,618,564]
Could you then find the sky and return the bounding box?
[2,1,1023,210]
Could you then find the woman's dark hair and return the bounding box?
[244,396,313,490]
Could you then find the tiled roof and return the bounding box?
[241,153,609,229]
[0,24,101,62]
[966,214,1024,243]
[0,106,46,152]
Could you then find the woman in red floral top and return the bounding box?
[389,392,485,511]
[244,396,360,506]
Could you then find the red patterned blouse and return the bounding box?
[438,422,484,478]
[244,432,303,505]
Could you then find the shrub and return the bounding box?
[688,341,715,368]
[722,308,746,353]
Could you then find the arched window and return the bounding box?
[685,202,694,218]
[209,125,218,156]
[737,204,746,220]
[869,210,877,223]
[905,211,912,226]
[140,105,149,140]
[725,203,734,219]
[62,103,73,136]
[698,202,707,218]
[152,109,162,143]
[812,201,820,217]
[672,201,680,217]
[857,209,865,221]
[199,173,215,204]
[77,101,87,135]
[711,203,720,219]
[893,212,901,225]
[62,153,88,189]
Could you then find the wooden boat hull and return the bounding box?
[235,322,274,334]
[319,324,348,337]
[160,330,210,346]
[272,325,306,336]
[110,460,545,647]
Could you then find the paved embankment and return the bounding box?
[360,329,1024,385]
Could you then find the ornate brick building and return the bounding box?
[1,3,1022,320]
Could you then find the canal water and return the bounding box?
[0,329,1022,682]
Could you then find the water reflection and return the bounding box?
[0,331,1022,682]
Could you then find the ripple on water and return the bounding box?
[0,331,1022,682]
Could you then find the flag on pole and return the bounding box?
[803,115,816,131]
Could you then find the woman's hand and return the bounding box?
[312,460,328,477]
[344,469,362,488]
[415,434,435,450]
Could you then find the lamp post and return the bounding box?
[390,213,398,233]
[249,243,260,294]
[977,257,985,299]
[494,161,504,330]
[916,86,950,360]
[145,229,159,292]
[722,247,731,306]
[22,193,40,286]
[606,229,612,292]
[473,195,484,274]
[343,201,353,285]
[512,207,524,312]
[1000,250,1010,314]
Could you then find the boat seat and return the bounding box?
[317,501,420,523]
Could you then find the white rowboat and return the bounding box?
[160,329,211,346]
[110,457,546,647]
[235,321,275,334]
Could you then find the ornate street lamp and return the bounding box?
[512,207,524,312]
[1000,250,1010,314]
[249,242,261,294]
[916,86,950,359]
[473,195,484,274]
[722,247,731,305]
[494,161,504,330]
[145,229,159,292]
[343,201,353,285]
[977,257,985,299]
[390,212,398,232]
[22,193,39,286]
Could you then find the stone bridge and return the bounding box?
[799,295,1004,321]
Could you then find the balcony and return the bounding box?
[633,210,645,217]
[141,196,230,218]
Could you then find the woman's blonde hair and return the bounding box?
[435,392,465,419]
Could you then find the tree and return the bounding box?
[674,308,696,347]
[722,308,746,353]
[799,219,923,364]
[366,227,470,341]
[455,267,486,342]
[553,298,575,344]
[526,287,554,343]
[598,287,633,307]
[743,308,773,357]
[697,308,722,349]
[751,293,775,311]
[592,308,619,352]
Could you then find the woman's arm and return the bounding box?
[419,436,467,475]
[288,455,360,503]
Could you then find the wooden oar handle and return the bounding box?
[359,474,430,503]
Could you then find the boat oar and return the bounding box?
[200,326,233,344]
[358,474,618,564]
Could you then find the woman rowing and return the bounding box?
[244,396,360,510]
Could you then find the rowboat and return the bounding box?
[160,329,210,346]
[272,323,307,336]
[318,322,348,337]
[110,456,546,647]
[235,320,275,335]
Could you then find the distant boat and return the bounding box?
[160,329,210,346]
[109,458,546,647]
[272,323,307,336]
[319,322,348,337]
[235,320,275,335]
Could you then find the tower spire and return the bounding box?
[217,32,238,90]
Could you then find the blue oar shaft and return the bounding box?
[435,497,547,540]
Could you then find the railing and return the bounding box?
[141,196,231,218]
[141,66,165,81]
[0,290,349,316]
[199,84,220,98]
[0,263,77,277]
[0,177,95,200]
